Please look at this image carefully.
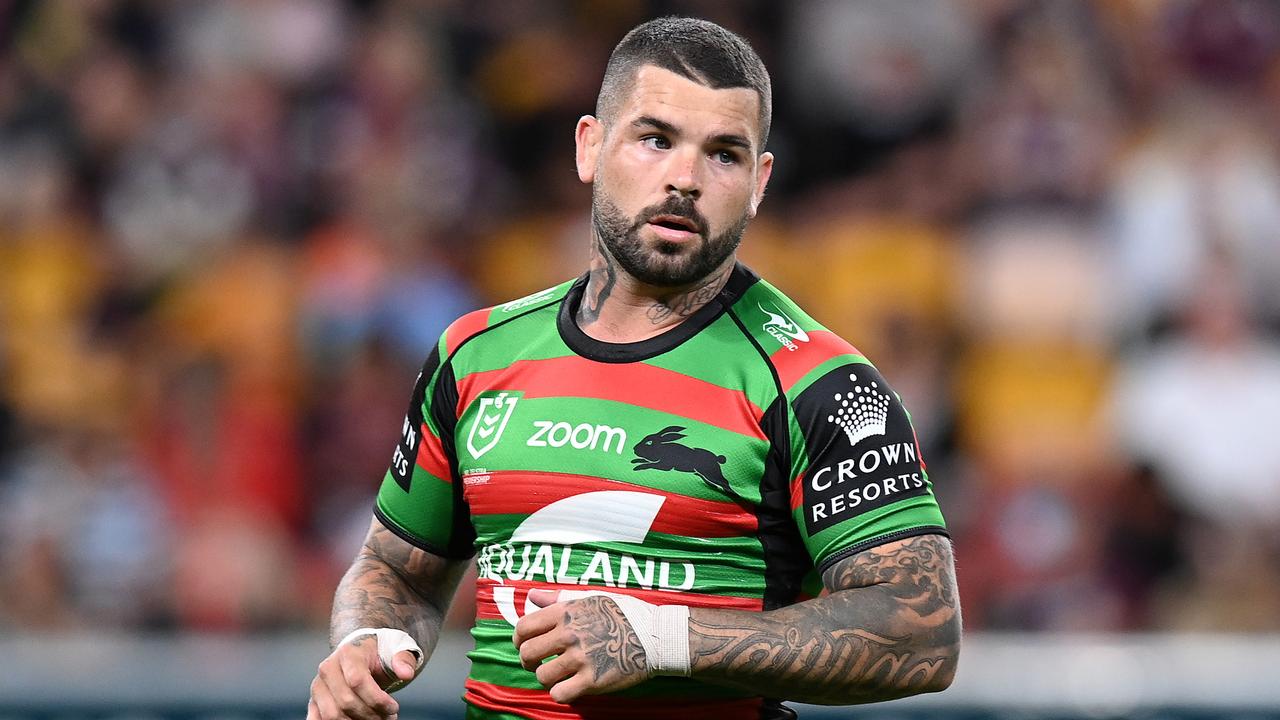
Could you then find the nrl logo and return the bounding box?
[466,391,521,459]
[760,302,809,351]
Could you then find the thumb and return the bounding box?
[527,588,563,608]
[392,649,418,681]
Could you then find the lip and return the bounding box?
[646,221,700,243]
[646,214,702,243]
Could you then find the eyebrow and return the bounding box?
[632,115,755,153]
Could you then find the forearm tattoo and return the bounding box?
[688,534,960,704]
[329,521,468,652]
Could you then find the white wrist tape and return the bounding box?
[337,627,425,690]
[560,590,690,676]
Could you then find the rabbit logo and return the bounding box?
[631,425,733,496]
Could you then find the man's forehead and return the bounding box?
[616,65,762,148]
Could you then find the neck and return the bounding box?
[576,237,735,343]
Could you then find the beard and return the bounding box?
[591,186,749,288]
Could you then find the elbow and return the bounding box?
[888,621,962,699]
[924,645,959,694]
[918,626,962,695]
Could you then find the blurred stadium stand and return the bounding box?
[2,0,1280,715]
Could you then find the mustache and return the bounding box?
[632,197,708,237]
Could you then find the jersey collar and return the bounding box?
[557,262,759,363]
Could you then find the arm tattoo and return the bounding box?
[688,534,960,704]
[329,519,469,654]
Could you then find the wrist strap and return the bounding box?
[337,627,425,691]
[557,590,691,676]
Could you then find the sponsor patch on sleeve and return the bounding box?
[388,369,428,492]
[794,364,928,535]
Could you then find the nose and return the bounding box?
[664,147,701,199]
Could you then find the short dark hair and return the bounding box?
[596,16,772,150]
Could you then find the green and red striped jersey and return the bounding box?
[376,263,948,720]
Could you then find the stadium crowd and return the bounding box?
[2,0,1280,635]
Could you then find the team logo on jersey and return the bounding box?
[465,391,521,459]
[631,425,733,496]
[760,302,809,351]
[476,490,696,626]
[828,372,891,446]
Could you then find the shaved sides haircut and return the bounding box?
[596,16,772,149]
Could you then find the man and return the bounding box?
[308,16,960,720]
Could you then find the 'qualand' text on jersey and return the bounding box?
[376,263,948,720]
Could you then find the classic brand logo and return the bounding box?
[500,287,557,312]
[465,392,520,459]
[828,372,891,446]
[631,425,732,496]
[760,302,809,351]
[477,491,696,626]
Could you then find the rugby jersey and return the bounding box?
[376,263,948,720]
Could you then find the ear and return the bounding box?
[748,151,774,219]
[575,115,603,184]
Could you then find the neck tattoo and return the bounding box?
[645,265,731,325]
[579,237,617,326]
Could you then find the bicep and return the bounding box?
[360,515,470,611]
[821,534,960,635]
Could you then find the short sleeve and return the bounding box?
[788,361,947,573]
[374,345,477,559]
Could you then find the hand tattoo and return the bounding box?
[564,596,650,685]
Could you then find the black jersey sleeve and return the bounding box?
[374,344,477,559]
[787,361,947,574]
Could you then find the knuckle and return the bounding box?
[560,629,581,648]
[517,643,535,666]
[336,691,360,713]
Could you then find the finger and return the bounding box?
[319,658,380,720]
[512,603,564,648]
[534,652,578,689]
[549,672,594,705]
[338,651,399,715]
[527,588,562,607]
[307,698,320,720]
[390,649,418,682]
[311,676,342,720]
[517,626,572,671]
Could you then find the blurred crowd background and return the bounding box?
[2,0,1280,638]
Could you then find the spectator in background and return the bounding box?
[1112,254,1280,530]
[1,0,1279,638]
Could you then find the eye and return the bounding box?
[713,149,740,165]
[642,135,671,151]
